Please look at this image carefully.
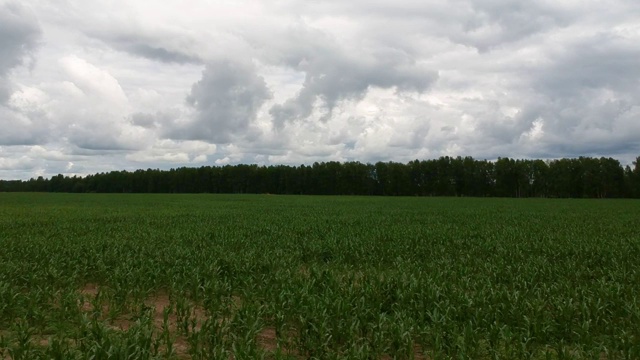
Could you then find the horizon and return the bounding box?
[2,153,639,182]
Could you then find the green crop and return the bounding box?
[0,193,639,359]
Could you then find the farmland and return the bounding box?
[0,194,639,359]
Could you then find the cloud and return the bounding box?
[59,55,128,106]
[0,106,47,146]
[449,0,572,52]
[0,2,43,147]
[88,28,203,65]
[0,155,34,171]
[163,59,271,143]
[0,2,41,101]
[125,139,216,163]
[276,0,574,53]
[2,55,152,150]
[262,25,438,127]
[2,0,640,179]
[69,1,255,65]
[497,28,640,158]
[53,56,149,151]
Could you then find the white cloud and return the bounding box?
[0,155,34,171]
[125,139,216,164]
[59,55,128,106]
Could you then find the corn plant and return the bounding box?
[0,193,639,359]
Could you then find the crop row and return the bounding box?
[0,194,639,359]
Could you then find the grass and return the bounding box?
[0,193,639,359]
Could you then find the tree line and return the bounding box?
[2,156,640,198]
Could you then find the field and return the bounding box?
[0,194,639,359]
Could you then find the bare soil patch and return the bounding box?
[73,285,208,358]
[257,326,278,351]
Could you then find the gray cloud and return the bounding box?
[130,112,158,128]
[535,35,640,96]
[279,0,572,52]
[0,2,41,102]
[0,107,48,146]
[98,36,202,64]
[452,0,571,51]
[130,110,182,129]
[266,26,438,127]
[508,31,640,158]
[0,2,44,148]
[163,59,271,143]
[69,135,139,152]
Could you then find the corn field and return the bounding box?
[0,193,639,359]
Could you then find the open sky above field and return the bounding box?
[1,0,639,179]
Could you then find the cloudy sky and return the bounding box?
[1,0,639,179]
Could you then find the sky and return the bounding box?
[1,0,639,180]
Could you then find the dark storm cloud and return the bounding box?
[164,59,271,143]
[0,2,41,102]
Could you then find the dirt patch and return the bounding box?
[80,283,99,297]
[108,317,132,331]
[145,292,207,359]
[144,292,172,330]
[34,335,50,347]
[381,343,428,360]
[256,326,303,359]
[173,337,190,359]
[77,283,101,312]
[76,286,207,333]
[257,327,278,351]
[413,343,428,360]
[73,285,207,358]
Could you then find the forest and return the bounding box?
[2,156,640,198]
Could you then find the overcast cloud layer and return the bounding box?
[1,0,639,179]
